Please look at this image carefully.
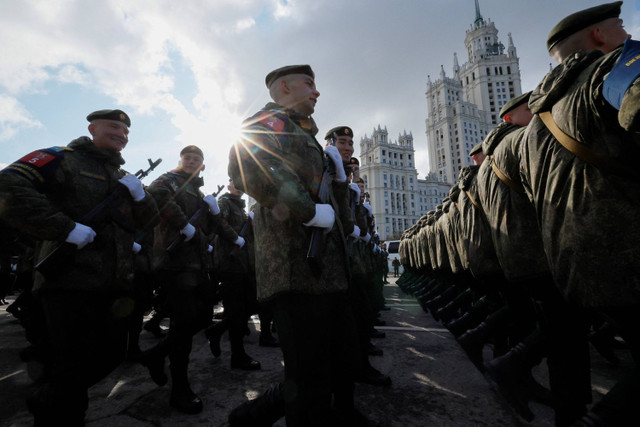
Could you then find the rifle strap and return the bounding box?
[488,155,525,195]
[538,111,638,180]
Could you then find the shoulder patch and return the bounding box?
[256,112,285,133]
[18,150,57,168]
[1,146,69,189]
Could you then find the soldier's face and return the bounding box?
[286,74,319,116]
[180,153,204,175]
[598,18,630,53]
[505,103,533,127]
[90,119,129,152]
[335,136,354,162]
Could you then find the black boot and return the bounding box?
[204,319,227,358]
[457,321,490,371]
[170,366,202,414]
[231,352,261,370]
[355,365,391,387]
[228,382,285,427]
[138,341,168,387]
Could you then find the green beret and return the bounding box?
[180,145,204,158]
[86,109,131,127]
[470,143,483,156]
[265,65,315,88]
[324,126,354,141]
[547,1,623,51]
[499,91,533,118]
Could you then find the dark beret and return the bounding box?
[265,65,315,88]
[499,91,533,118]
[470,143,483,156]
[180,145,204,158]
[547,1,623,51]
[324,126,354,140]
[86,109,131,127]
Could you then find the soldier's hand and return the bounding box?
[203,195,220,215]
[360,232,371,243]
[207,245,214,253]
[248,211,255,221]
[65,222,96,249]
[180,223,196,242]
[349,182,361,201]
[324,146,347,182]
[132,242,142,254]
[350,225,361,238]
[303,204,335,232]
[118,174,146,202]
[234,236,246,248]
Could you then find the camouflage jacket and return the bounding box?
[476,123,549,282]
[228,103,349,302]
[147,170,219,272]
[519,46,640,306]
[457,166,502,280]
[0,137,158,292]
[213,192,255,275]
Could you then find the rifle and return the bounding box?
[306,133,338,275]
[35,158,162,280]
[166,184,224,254]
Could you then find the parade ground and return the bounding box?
[0,277,633,426]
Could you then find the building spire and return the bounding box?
[474,0,484,28]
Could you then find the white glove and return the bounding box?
[234,236,246,248]
[303,204,335,231]
[118,174,145,202]
[349,225,361,239]
[65,222,96,249]
[363,202,373,216]
[132,242,142,254]
[373,243,379,253]
[207,245,214,253]
[360,232,371,243]
[324,146,347,182]
[203,195,220,215]
[180,223,196,242]
[248,211,255,221]
[349,183,361,201]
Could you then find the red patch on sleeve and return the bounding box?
[18,151,56,168]
[258,112,285,133]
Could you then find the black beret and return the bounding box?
[470,143,483,156]
[265,65,315,88]
[499,91,533,118]
[348,157,360,166]
[180,145,204,158]
[547,1,623,51]
[324,126,354,140]
[86,109,131,127]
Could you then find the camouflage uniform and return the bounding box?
[146,169,220,406]
[0,136,158,423]
[229,102,358,425]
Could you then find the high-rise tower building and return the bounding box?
[426,0,522,184]
[360,125,450,240]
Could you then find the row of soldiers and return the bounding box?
[397,2,639,426]
[0,105,391,424]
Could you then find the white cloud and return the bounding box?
[236,18,256,32]
[0,95,42,141]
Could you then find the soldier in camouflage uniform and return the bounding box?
[145,145,221,414]
[519,2,640,424]
[206,178,262,370]
[228,65,366,426]
[0,109,159,425]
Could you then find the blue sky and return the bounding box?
[1,0,638,193]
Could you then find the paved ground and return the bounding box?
[0,277,633,426]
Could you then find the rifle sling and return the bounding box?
[538,111,638,180]
[488,155,525,195]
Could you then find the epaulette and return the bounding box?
[1,146,72,190]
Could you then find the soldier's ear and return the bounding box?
[200,164,206,171]
[88,123,96,136]
[503,113,512,123]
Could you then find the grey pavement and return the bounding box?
[0,277,633,426]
